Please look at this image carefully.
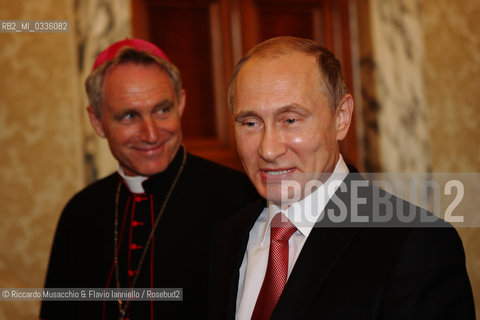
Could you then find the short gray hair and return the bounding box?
[228,36,347,113]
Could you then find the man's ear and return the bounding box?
[87,106,106,138]
[177,89,186,117]
[335,94,354,141]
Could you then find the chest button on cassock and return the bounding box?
[131,220,144,227]
[134,195,148,202]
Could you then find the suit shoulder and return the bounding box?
[59,172,117,220]
[68,172,118,204]
[395,224,466,264]
[377,227,474,317]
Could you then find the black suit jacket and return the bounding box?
[209,173,475,319]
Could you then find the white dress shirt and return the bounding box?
[235,155,349,320]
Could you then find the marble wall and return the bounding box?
[423,0,480,172]
[0,1,83,318]
[0,0,130,318]
[75,0,131,181]
[422,0,480,314]
[369,0,431,172]
[356,0,480,315]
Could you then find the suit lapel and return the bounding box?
[273,227,358,319]
[224,199,266,318]
[272,173,365,319]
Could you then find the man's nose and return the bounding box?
[258,126,287,162]
[139,117,159,143]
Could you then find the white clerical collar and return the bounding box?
[260,154,349,246]
[117,166,148,194]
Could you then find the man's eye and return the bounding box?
[285,118,296,124]
[118,113,136,121]
[242,121,257,127]
[158,106,171,114]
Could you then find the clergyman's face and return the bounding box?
[232,52,352,204]
[88,63,185,176]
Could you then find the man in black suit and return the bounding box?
[40,39,258,319]
[209,36,475,319]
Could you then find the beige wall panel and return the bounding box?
[0,0,83,318]
[423,0,480,315]
[423,0,480,171]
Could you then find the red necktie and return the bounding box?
[251,213,297,320]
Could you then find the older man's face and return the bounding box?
[88,63,185,176]
[233,52,351,204]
